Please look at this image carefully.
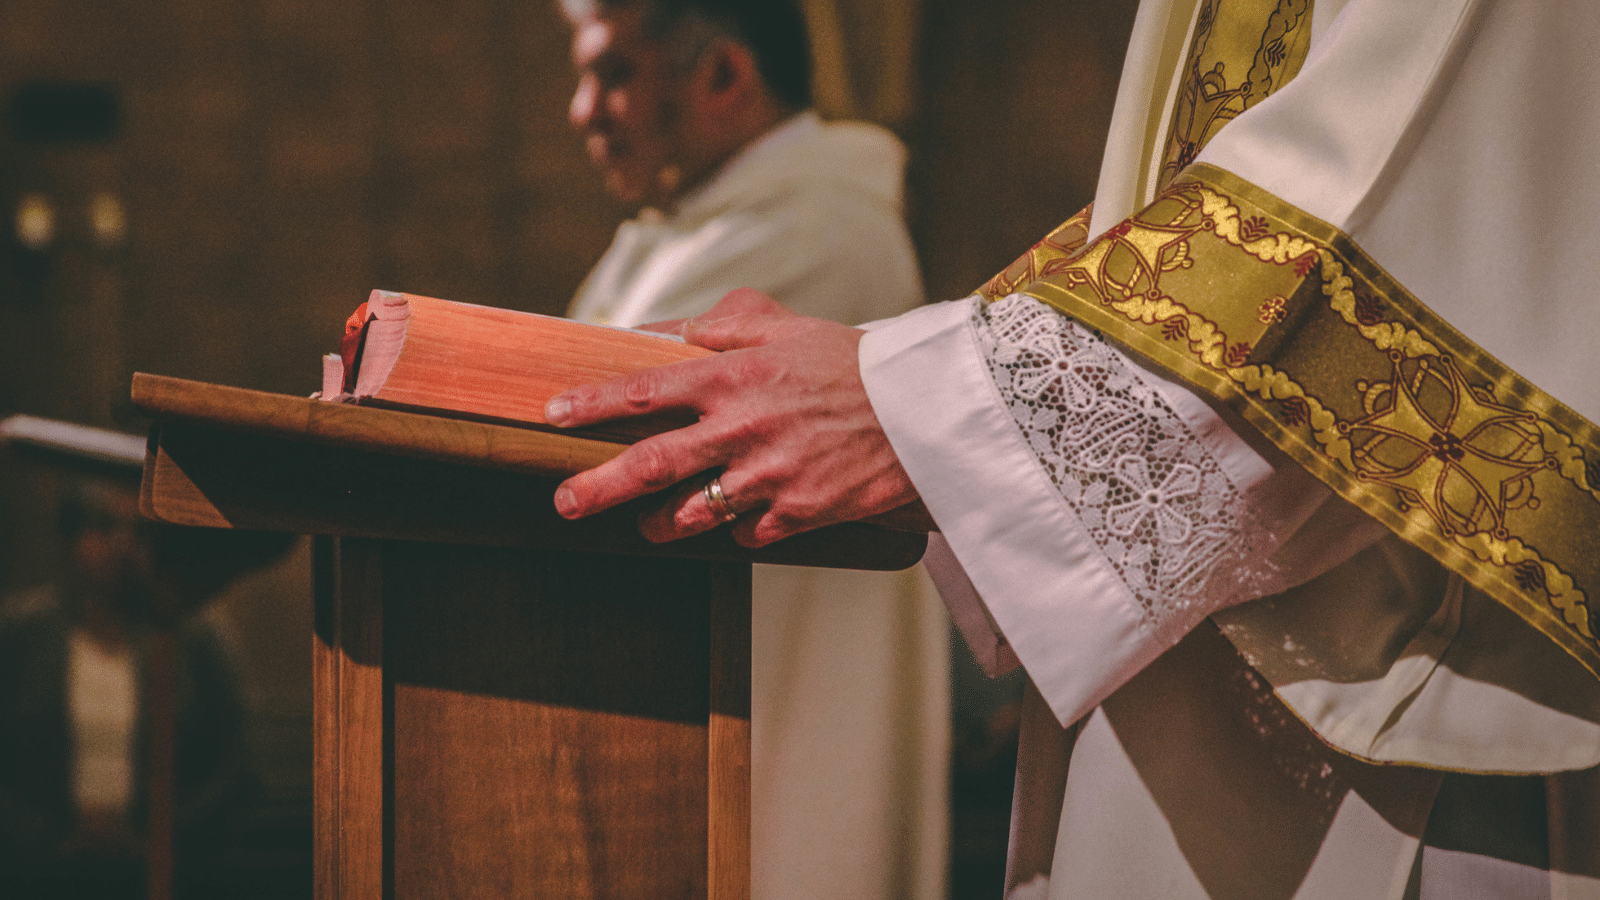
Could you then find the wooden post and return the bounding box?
[146,629,179,900]
[314,537,386,900]
[708,564,752,900]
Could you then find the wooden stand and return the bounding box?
[133,374,926,900]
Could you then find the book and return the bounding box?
[0,414,146,468]
[324,290,713,440]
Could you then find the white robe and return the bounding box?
[861,0,1600,896]
[569,111,951,900]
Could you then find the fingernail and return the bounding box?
[554,486,578,518]
[545,396,571,426]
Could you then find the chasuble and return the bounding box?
[860,0,1600,895]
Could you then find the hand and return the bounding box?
[547,289,922,546]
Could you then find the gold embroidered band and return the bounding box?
[1013,163,1600,680]
[979,204,1095,303]
[980,0,1314,305]
[1158,0,1313,189]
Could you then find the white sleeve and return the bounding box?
[861,294,1381,726]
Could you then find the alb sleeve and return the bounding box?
[861,293,1379,726]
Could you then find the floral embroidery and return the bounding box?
[1351,285,1385,326]
[974,294,1271,635]
[1258,296,1287,323]
[1105,457,1203,543]
[1515,560,1548,594]
[1279,395,1311,427]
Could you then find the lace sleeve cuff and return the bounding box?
[861,295,1284,725]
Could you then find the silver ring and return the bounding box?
[703,474,738,524]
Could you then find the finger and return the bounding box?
[727,489,840,547]
[682,290,802,352]
[545,354,716,429]
[637,470,757,543]
[696,287,789,322]
[636,478,712,543]
[730,508,795,548]
[728,477,915,548]
[553,424,725,519]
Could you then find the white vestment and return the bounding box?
[861,0,1600,896]
[569,111,950,900]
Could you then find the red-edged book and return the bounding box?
[324,290,711,441]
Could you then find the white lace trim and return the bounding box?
[973,294,1270,639]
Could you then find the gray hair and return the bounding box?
[561,0,813,109]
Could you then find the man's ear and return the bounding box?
[696,38,762,108]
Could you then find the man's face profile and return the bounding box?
[566,3,687,205]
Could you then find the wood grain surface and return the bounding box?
[380,542,726,898]
[133,372,935,535]
[133,372,623,479]
[708,565,752,900]
[313,537,386,900]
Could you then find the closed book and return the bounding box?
[326,290,711,441]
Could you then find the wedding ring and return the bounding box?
[703,474,737,524]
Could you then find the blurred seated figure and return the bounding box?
[0,415,291,899]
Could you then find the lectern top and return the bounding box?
[132,372,627,479]
[132,373,928,571]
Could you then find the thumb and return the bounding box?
[682,288,800,351]
[699,287,789,320]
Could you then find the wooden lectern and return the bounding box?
[132,374,926,900]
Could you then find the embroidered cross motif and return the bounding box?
[1346,354,1546,539]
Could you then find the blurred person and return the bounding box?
[561,2,949,899]
[0,416,289,898]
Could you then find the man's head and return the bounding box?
[562,0,812,206]
[55,475,294,628]
[57,476,152,622]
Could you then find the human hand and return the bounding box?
[546,289,922,546]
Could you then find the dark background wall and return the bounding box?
[0,0,1135,895]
